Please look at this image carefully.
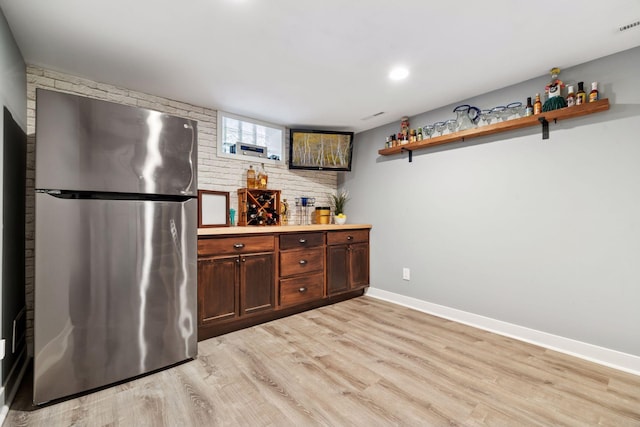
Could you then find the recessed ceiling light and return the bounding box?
[389,67,409,81]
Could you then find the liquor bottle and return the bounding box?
[589,82,599,102]
[566,85,576,107]
[576,82,586,105]
[246,165,256,189]
[280,199,289,225]
[533,93,542,115]
[257,163,268,189]
[525,97,533,116]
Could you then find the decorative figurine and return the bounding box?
[543,67,567,112]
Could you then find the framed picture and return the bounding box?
[198,190,230,227]
[289,129,354,171]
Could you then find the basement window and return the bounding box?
[216,111,284,164]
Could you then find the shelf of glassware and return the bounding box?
[378,99,610,158]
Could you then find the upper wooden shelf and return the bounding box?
[378,99,610,159]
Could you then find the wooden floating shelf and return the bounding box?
[378,99,610,159]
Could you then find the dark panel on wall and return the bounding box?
[2,106,27,381]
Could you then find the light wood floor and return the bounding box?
[6,296,640,426]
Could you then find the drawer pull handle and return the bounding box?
[298,287,307,293]
[347,236,353,240]
[298,239,307,244]
[233,243,245,249]
[299,259,307,265]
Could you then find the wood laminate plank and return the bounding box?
[7,296,640,426]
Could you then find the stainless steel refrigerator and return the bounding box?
[33,89,198,404]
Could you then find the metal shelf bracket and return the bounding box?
[539,117,549,140]
[401,147,413,162]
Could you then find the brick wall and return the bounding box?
[25,65,338,355]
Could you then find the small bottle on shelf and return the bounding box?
[246,165,256,189]
[566,85,576,107]
[257,163,268,189]
[525,97,533,116]
[576,82,586,105]
[589,82,599,102]
[533,93,542,115]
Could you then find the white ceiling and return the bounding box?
[1,0,639,133]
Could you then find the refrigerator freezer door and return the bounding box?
[35,89,197,196]
[34,193,197,404]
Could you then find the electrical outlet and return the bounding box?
[402,268,410,281]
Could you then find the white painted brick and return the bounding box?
[105,92,132,104]
[29,74,55,87]
[168,99,203,114]
[44,70,97,88]
[187,111,212,122]
[26,65,43,76]
[96,82,128,96]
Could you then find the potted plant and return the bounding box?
[330,190,349,225]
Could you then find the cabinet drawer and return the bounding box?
[280,247,324,277]
[279,232,324,250]
[326,229,369,245]
[280,273,324,306]
[198,235,275,256]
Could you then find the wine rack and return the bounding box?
[238,188,281,226]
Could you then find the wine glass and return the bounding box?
[480,109,494,126]
[491,106,507,122]
[423,124,434,138]
[445,119,457,134]
[434,121,446,136]
[506,101,523,119]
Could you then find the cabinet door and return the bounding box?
[198,256,238,325]
[240,253,275,315]
[327,245,349,295]
[349,242,369,289]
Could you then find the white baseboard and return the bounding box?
[365,287,640,377]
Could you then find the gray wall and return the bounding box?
[346,46,640,357]
[0,4,27,412]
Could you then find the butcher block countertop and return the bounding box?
[198,224,372,236]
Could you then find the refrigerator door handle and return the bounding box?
[184,122,197,195]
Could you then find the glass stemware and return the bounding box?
[434,121,446,136]
[506,102,524,119]
[423,124,434,139]
[491,106,507,122]
[480,109,494,126]
[445,119,457,134]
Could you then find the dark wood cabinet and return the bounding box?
[326,229,370,295]
[240,253,275,315]
[349,243,370,288]
[198,226,370,340]
[198,256,238,324]
[327,244,349,294]
[198,235,275,331]
[278,232,325,307]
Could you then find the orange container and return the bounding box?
[315,207,330,224]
